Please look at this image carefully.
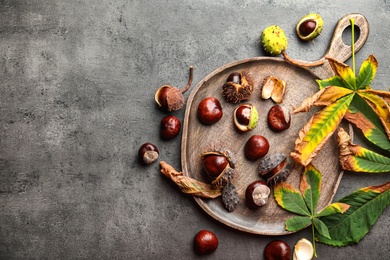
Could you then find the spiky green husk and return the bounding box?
[261,25,288,55]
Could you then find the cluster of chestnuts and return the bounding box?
[138,66,194,165]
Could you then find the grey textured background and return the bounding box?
[1,0,390,259]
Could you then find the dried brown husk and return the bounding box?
[261,76,286,103]
[222,72,253,103]
[160,161,221,198]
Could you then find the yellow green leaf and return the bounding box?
[327,57,357,90]
[357,55,378,89]
[358,91,390,139]
[293,86,353,114]
[337,128,390,172]
[300,164,321,215]
[291,93,354,166]
[315,202,350,218]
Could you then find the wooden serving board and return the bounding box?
[181,14,369,235]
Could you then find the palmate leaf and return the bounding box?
[337,128,390,172]
[291,93,355,166]
[356,55,378,89]
[300,164,321,215]
[317,182,390,246]
[345,94,390,151]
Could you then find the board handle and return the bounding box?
[305,13,369,78]
[325,13,369,62]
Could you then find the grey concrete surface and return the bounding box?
[1,0,390,259]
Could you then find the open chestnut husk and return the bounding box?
[222,72,253,103]
[201,148,236,187]
[201,148,239,212]
[155,66,194,111]
[233,103,258,132]
[296,13,324,41]
[257,153,294,186]
[261,76,286,104]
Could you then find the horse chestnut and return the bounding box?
[264,240,291,260]
[267,105,291,132]
[197,97,223,125]
[244,135,269,160]
[202,154,228,179]
[160,115,181,140]
[233,103,258,132]
[194,230,218,255]
[245,180,270,209]
[138,143,159,165]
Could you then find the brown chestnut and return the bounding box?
[264,240,291,260]
[202,154,228,179]
[244,135,269,160]
[197,97,223,125]
[160,115,181,140]
[226,72,242,84]
[258,154,294,187]
[138,143,159,165]
[233,103,258,132]
[268,105,291,132]
[194,230,218,255]
[245,180,270,209]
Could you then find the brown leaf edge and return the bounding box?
[160,161,221,198]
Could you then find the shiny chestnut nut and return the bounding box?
[194,230,218,255]
[197,97,223,125]
[160,115,181,140]
[233,103,258,132]
[268,105,291,132]
[202,155,228,180]
[200,149,236,185]
[296,13,324,41]
[264,240,291,260]
[244,135,270,160]
[245,180,270,209]
[138,143,159,165]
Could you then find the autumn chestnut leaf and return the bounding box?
[291,19,390,169]
[274,164,349,257]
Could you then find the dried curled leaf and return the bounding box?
[160,161,221,198]
[337,128,390,172]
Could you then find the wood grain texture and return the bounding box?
[181,14,369,235]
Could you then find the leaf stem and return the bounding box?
[351,18,356,76]
[312,223,317,257]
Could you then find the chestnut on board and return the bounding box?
[197,97,223,125]
[245,180,270,209]
[267,105,291,132]
[244,135,270,160]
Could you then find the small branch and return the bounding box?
[282,51,325,67]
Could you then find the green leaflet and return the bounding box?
[346,94,390,152]
[274,183,310,216]
[300,164,321,215]
[327,57,357,90]
[315,202,350,218]
[312,218,330,239]
[317,182,390,246]
[286,216,311,232]
[356,55,378,90]
[316,76,345,90]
